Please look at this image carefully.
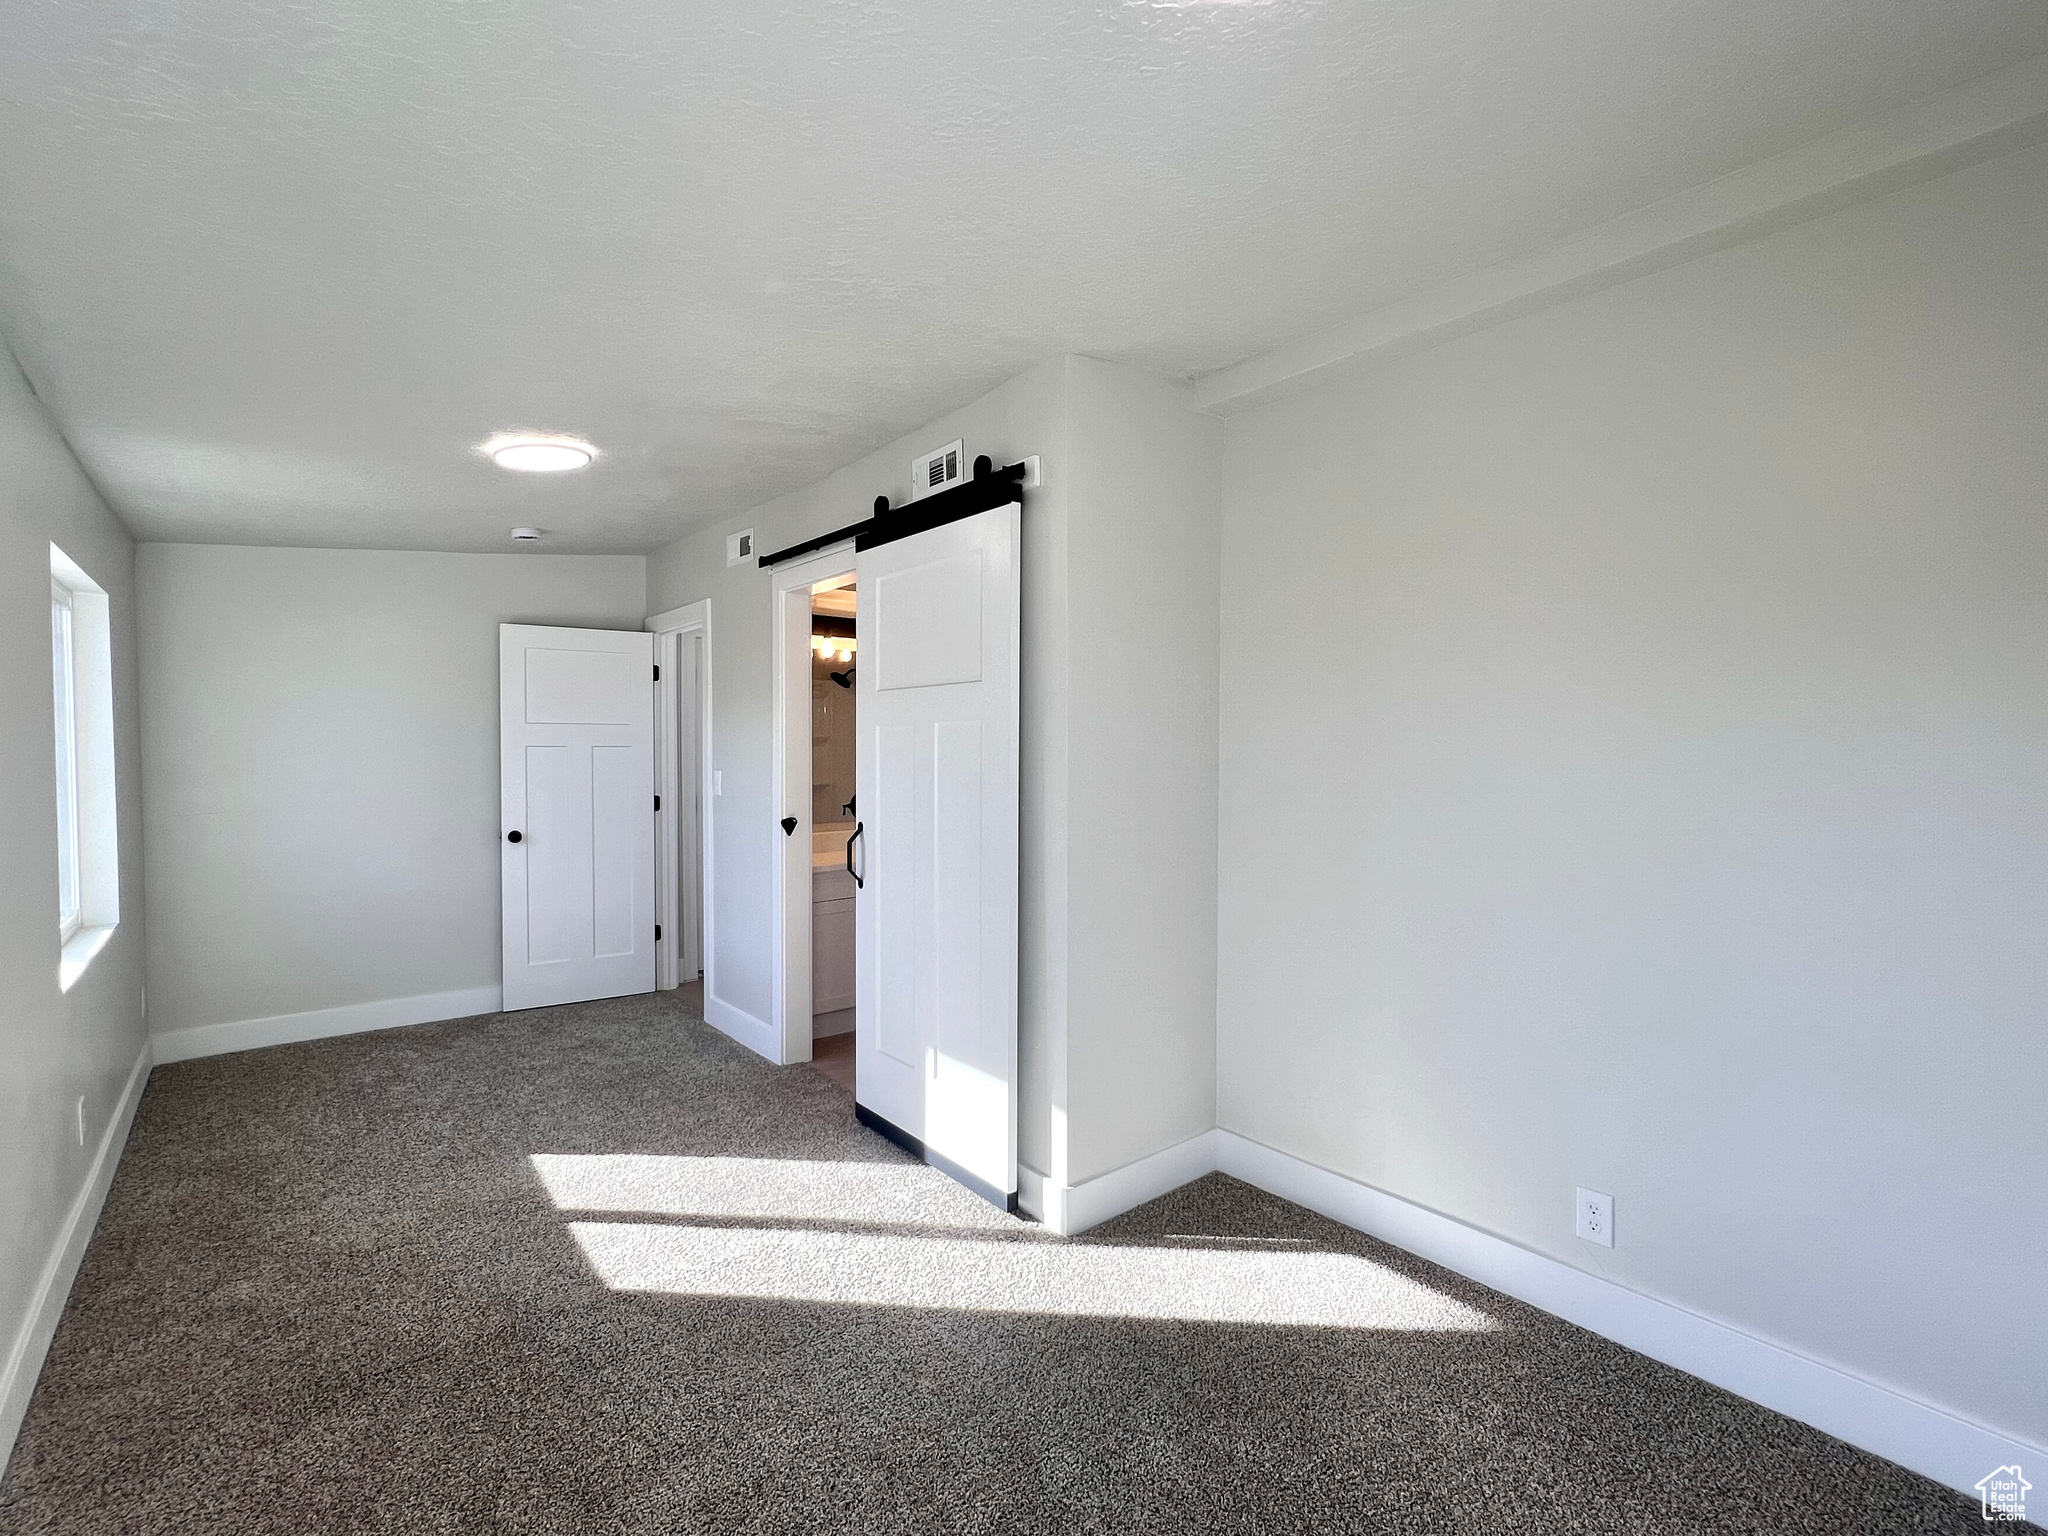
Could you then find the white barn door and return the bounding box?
[501,624,657,1011]
[854,505,1020,1207]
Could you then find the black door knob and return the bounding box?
[780,816,798,836]
[507,830,523,843]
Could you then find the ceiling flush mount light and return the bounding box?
[510,527,544,543]
[483,433,596,473]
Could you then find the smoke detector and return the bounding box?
[510,527,544,543]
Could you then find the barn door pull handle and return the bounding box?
[780,816,798,836]
[847,822,864,889]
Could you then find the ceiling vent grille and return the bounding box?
[910,440,964,501]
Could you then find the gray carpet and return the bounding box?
[0,992,2012,1534]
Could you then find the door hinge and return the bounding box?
[655,924,662,941]
[654,794,661,811]
[653,664,660,680]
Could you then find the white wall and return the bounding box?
[1217,142,2048,1447]
[138,545,645,1039]
[1059,358,1220,1184]
[0,352,146,1462]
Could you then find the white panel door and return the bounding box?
[501,624,657,1011]
[854,506,1020,1206]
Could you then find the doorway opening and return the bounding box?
[808,574,857,1092]
[770,546,857,1072]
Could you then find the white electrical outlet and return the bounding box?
[75,1096,86,1146]
[1576,1187,1614,1247]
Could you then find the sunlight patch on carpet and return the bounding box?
[564,1220,1499,1330]
[530,1152,1008,1228]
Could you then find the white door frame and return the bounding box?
[648,600,711,996]
[770,544,856,1065]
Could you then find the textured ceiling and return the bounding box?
[2,0,2043,553]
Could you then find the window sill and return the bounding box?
[59,924,116,993]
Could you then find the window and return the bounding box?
[52,577,82,942]
[50,542,118,987]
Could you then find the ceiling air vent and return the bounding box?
[910,440,964,501]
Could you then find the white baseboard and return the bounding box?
[1017,1125,2042,1497]
[151,985,503,1064]
[703,991,777,1063]
[1016,1163,1049,1224]
[1212,1129,2044,1503]
[1031,1130,1220,1237]
[1,1037,152,1480]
